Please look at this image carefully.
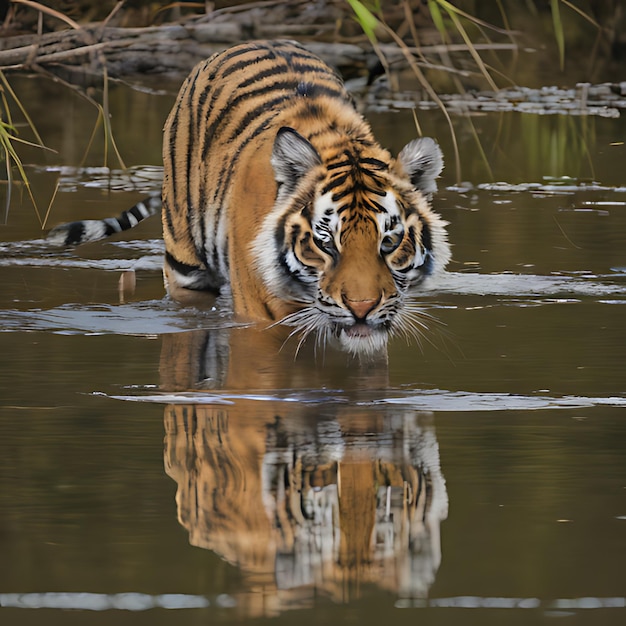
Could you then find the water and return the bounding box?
[1,67,625,626]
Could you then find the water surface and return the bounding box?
[0,67,625,626]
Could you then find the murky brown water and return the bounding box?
[1,64,625,626]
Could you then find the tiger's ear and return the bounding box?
[396,137,444,197]
[271,127,322,193]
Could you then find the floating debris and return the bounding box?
[357,81,626,117]
[39,165,164,194]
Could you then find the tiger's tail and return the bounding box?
[47,195,161,246]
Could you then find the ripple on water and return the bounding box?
[0,269,622,335]
[0,302,230,336]
[100,388,626,412]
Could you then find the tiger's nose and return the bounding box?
[343,296,380,321]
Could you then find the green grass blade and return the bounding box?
[80,107,103,168]
[42,177,60,229]
[346,0,380,43]
[443,4,498,91]
[378,21,462,183]
[0,71,46,147]
[0,121,40,224]
[428,0,449,44]
[551,0,565,70]
[2,143,12,223]
[101,66,126,170]
[436,0,511,35]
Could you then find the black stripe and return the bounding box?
[211,224,221,275]
[63,222,86,245]
[238,63,293,89]
[165,251,201,276]
[220,54,274,81]
[200,83,228,161]
[290,60,336,75]
[212,109,278,206]
[211,93,287,204]
[210,109,272,217]
[331,184,356,202]
[306,126,339,142]
[195,59,226,125]
[219,49,275,79]
[162,196,176,242]
[275,42,323,62]
[262,301,276,320]
[197,78,216,110]
[421,218,432,253]
[274,221,286,251]
[422,251,434,275]
[127,205,143,221]
[167,109,179,212]
[278,250,291,277]
[217,45,273,77]
[368,198,388,212]
[322,174,348,194]
[200,76,292,161]
[418,220,434,275]
[128,204,149,221]
[197,210,209,269]
[326,160,353,171]
[196,168,215,271]
[363,184,387,197]
[185,76,199,244]
[116,212,134,230]
[196,83,214,137]
[224,90,292,143]
[359,157,389,170]
[296,82,347,101]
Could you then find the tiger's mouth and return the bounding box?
[343,321,375,338]
[276,307,393,356]
[334,320,391,356]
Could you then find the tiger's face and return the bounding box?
[254,128,450,356]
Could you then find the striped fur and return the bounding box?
[50,40,451,355]
[47,196,160,245]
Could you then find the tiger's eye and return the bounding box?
[381,230,403,254]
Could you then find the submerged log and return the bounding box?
[0,22,376,83]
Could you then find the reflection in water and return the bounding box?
[160,329,447,616]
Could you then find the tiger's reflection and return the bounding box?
[161,328,448,614]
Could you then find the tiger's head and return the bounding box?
[254,127,450,356]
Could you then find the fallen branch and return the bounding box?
[0,5,518,84]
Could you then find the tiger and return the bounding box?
[48,40,450,355]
